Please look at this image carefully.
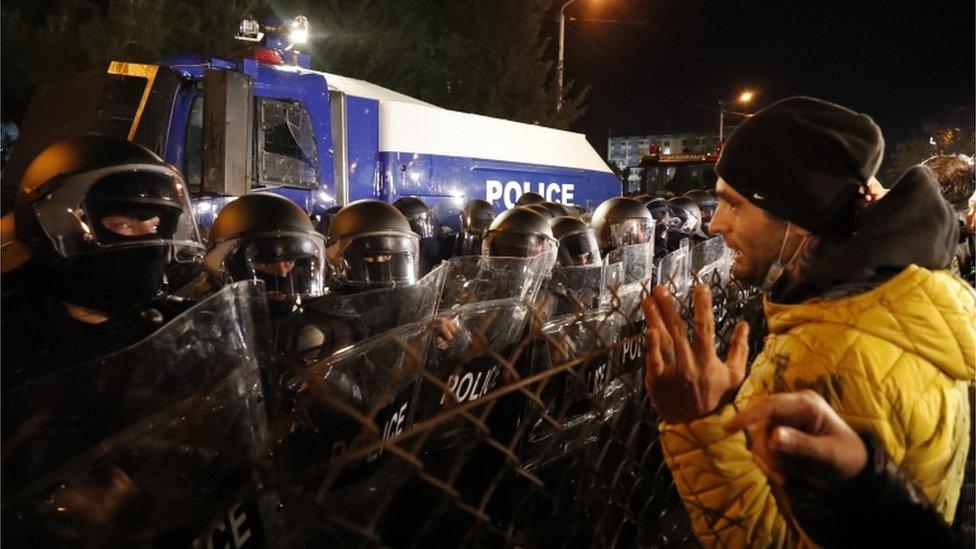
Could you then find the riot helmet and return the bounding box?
[632,194,655,206]
[205,193,325,303]
[456,198,495,256]
[541,201,571,217]
[482,207,557,258]
[645,198,672,258]
[393,196,435,238]
[313,205,343,237]
[682,189,718,233]
[524,203,558,221]
[589,197,656,251]
[666,197,704,235]
[549,216,601,267]
[326,200,419,288]
[515,191,545,206]
[14,135,203,313]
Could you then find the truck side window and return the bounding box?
[257,98,318,189]
[184,94,203,193]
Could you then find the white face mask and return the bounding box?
[761,222,810,291]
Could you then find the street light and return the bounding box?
[719,90,754,143]
[558,0,601,111]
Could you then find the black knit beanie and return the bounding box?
[715,96,884,235]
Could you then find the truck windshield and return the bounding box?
[640,162,717,195]
[257,98,318,189]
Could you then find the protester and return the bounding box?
[726,390,964,548]
[923,154,975,285]
[642,97,974,546]
[2,135,204,386]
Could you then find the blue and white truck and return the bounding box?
[2,16,620,232]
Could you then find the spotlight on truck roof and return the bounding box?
[235,15,264,42]
[288,16,309,46]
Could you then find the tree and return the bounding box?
[880,121,975,185]
[1,0,588,131]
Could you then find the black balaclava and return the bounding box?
[48,246,170,314]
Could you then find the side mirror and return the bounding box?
[202,69,253,196]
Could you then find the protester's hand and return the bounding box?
[724,390,868,489]
[966,206,976,235]
[643,283,750,424]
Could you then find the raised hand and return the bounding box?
[642,283,750,424]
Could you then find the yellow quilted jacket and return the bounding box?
[659,265,975,547]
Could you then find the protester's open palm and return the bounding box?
[642,283,750,424]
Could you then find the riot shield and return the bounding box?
[1,281,272,546]
[265,268,446,544]
[407,252,553,479]
[656,239,693,297]
[437,250,555,310]
[604,242,654,408]
[377,253,553,547]
[538,262,620,322]
[270,319,437,544]
[521,308,621,471]
[691,236,734,288]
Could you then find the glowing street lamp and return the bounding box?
[719,90,755,143]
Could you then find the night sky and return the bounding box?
[559,0,975,153]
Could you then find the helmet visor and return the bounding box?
[610,218,656,248]
[482,230,556,258]
[31,164,203,260]
[223,232,326,300]
[328,231,419,288]
[557,229,602,267]
[407,211,435,238]
[456,229,485,257]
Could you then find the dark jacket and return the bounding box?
[787,432,966,548]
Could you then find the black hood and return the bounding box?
[774,166,958,303]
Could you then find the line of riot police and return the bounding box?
[1,136,727,547]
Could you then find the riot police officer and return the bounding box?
[550,216,601,267]
[482,206,557,258]
[450,198,495,257]
[313,204,343,238]
[393,196,440,275]
[515,191,545,206]
[666,196,707,250]
[2,135,204,386]
[589,196,656,256]
[200,193,326,313]
[682,189,718,234]
[328,199,420,291]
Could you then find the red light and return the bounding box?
[226,47,283,65]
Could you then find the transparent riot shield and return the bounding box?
[604,242,654,411]
[691,236,734,288]
[538,261,620,322]
[1,281,271,546]
[437,249,556,310]
[521,308,621,471]
[270,318,437,545]
[656,239,693,298]
[410,251,554,476]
